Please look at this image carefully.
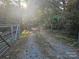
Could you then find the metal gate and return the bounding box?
[0,24,20,57]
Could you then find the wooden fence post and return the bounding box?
[11,25,14,40]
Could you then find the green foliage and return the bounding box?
[65,0,79,37]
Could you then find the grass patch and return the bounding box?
[55,35,79,48]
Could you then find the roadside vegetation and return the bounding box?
[33,0,79,48]
[21,30,31,39]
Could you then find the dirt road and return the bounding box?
[3,31,79,59]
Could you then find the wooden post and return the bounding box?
[11,26,14,40]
